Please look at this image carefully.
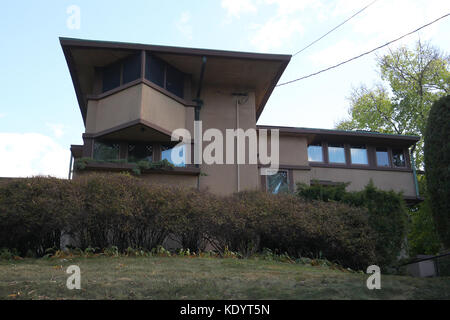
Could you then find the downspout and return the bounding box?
[68,154,73,180]
[410,143,420,199]
[193,56,207,190]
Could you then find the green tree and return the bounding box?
[337,40,450,168]
[424,95,450,248]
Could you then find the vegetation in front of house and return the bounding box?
[0,174,385,270]
[1,255,449,300]
[424,95,450,248]
[74,157,174,175]
[296,181,408,267]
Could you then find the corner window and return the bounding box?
[376,147,390,167]
[267,170,289,194]
[350,145,368,165]
[161,144,186,167]
[93,141,119,161]
[145,53,184,99]
[102,62,121,92]
[122,53,141,85]
[392,149,406,167]
[128,144,153,163]
[328,144,346,164]
[308,143,323,162]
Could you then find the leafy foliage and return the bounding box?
[296,181,408,266]
[337,40,450,168]
[424,95,450,248]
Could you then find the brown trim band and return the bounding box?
[78,161,201,176]
[309,162,413,173]
[83,119,179,140]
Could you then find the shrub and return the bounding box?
[296,181,408,266]
[0,177,82,256]
[424,95,450,248]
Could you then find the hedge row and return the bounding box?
[0,174,384,269]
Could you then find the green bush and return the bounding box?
[424,95,450,248]
[0,177,82,256]
[296,181,408,266]
[0,174,381,269]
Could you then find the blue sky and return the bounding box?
[0,0,449,178]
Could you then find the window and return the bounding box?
[350,145,368,165]
[392,149,406,167]
[267,170,289,194]
[161,144,186,167]
[145,53,184,99]
[128,144,153,163]
[328,144,346,164]
[146,53,165,88]
[308,143,323,162]
[376,147,390,167]
[166,64,184,98]
[93,141,119,161]
[102,62,121,92]
[122,53,141,84]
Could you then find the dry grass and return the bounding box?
[0,256,449,300]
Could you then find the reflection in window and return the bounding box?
[350,145,368,165]
[376,147,390,167]
[328,144,346,163]
[267,170,289,194]
[93,141,119,161]
[128,144,153,163]
[161,144,186,167]
[308,144,323,162]
[392,149,405,167]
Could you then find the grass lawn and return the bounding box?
[0,256,449,300]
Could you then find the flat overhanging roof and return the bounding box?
[60,37,291,124]
[257,125,420,147]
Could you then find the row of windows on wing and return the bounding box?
[92,141,186,167]
[101,52,184,99]
[307,143,406,167]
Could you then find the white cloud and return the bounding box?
[0,114,5,119]
[46,123,66,138]
[0,133,70,178]
[250,17,304,51]
[221,0,257,19]
[176,11,193,40]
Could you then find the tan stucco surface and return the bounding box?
[309,167,416,197]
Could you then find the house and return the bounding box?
[62,38,421,204]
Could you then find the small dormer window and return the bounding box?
[307,143,323,162]
[102,52,141,93]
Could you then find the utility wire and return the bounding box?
[293,0,378,57]
[278,12,450,87]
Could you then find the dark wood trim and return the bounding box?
[60,37,291,62]
[260,174,266,192]
[257,125,420,144]
[70,145,83,158]
[309,162,413,172]
[119,142,128,159]
[258,164,311,171]
[140,50,146,80]
[82,118,178,140]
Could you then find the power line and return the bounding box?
[278,12,450,87]
[293,0,378,57]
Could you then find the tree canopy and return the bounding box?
[337,40,450,168]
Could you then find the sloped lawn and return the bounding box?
[0,256,449,300]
